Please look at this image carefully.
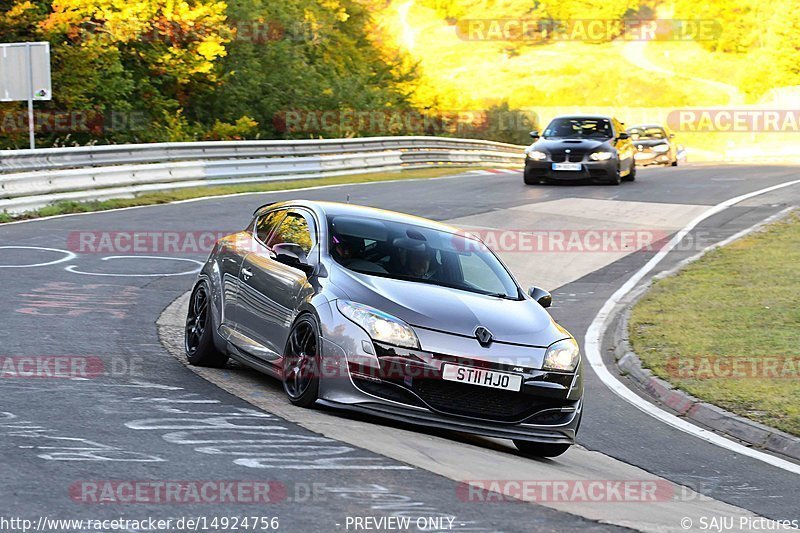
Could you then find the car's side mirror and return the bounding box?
[528,286,552,308]
[529,130,540,139]
[618,132,630,140]
[272,243,314,276]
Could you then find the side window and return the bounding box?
[268,211,316,255]
[255,210,286,244]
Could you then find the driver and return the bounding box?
[332,235,359,264]
[395,241,436,279]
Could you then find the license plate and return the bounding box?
[634,152,653,160]
[552,162,581,171]
[442,364,522,392]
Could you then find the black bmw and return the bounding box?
[523,115,636,185]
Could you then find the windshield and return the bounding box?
[327,215,520,299]
[627,127,667,140]
[543,118,613,140]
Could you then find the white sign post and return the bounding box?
[0,42,53,149]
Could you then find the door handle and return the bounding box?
[242,267,253,279]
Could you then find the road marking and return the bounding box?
[584,178,800,475]
[64,256,203,277]
[126,402,413,471]
[0,246,76,268]
[0,411,163,462]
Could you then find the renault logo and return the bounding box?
[474,326,493,346]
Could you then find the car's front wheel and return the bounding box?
[282,315,321,408]
[622,162,636,182]
[185,282,228,367]
[608,164,622,185]
[513,440,572,458]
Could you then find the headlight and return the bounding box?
[337,300,420,349]
[526,150,547,161]
[652,144,670,153]
[589,151,613,161]
[542,338,580,372]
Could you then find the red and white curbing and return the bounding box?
[469,168,520,175]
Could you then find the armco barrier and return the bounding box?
[0,137,524,214]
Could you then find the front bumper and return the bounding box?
[317,306,583,444]
[634,150,671,166]
[524,157,617,182]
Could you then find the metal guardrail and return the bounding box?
[0,136,525,214]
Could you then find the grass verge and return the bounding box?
[0,166,487,224]
[629,211,800,436]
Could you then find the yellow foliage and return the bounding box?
[42,0,229,84]
[6,2,38,18]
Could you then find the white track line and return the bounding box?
[585,178,800,475]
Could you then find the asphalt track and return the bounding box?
[1,163,799,532]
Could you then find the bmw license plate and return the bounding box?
[442,364,522,392]
[552,162,581,171]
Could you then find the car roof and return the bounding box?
[550,115,615,121]
[258,200,469,236]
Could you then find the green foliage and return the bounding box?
[671,0,800,95]
[0,0,419,148]
[203,115,259,140]
[1,0,798,148]
[194,0,418,140]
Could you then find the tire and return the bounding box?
[523,171,538,185]
[608,164,622,185]
[622,162,636,182]
[671,159,678,167]
[513,440,572,458]
[282,314,321,408]
[185,282,229,367]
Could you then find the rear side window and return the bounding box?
[268,211,316,254]
[255,210,286,244]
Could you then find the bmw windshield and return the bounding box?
[543,118,613,140]
[327,215,521,299]
[628,127,667,140]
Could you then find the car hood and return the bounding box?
[330,266,568,348]
[530,138,611,152]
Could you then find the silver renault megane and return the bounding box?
[185,200,583,457]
